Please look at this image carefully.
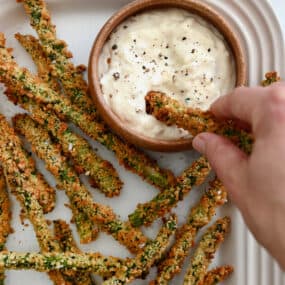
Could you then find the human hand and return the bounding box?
[192,83,285,269]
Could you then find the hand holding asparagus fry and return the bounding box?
[145,91,254,154]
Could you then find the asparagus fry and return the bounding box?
[0,114,69,285]
[103,215,177,285]
[0,167,12,285]
[0,35,175,192]
[19,0,175,190]
[183,217,231,285]
[0,251,124,275]
[14,34,99,242]
[129,157,211,227]
[261,71,281,87]
[15,33,103,193]
[153,179,227,284]
[13,114,148,253]
[0,216,175,279]
[15,33,86,95]
[15,33,61,93]
[0,168,12,251]
[54,220,96,285]
[1,34,122,198]
[6,90,122,198]
[203,266,233,285]
[145,91,254,154]
[20,0,98,120]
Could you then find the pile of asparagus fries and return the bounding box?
[0,1,279,284]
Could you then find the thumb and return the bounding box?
[193,133,248,205]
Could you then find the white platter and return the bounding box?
[0,0,284,284]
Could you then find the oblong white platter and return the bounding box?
[0,0,284,284]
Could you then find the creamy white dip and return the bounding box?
[99,8,236,140]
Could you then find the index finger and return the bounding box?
[210,86,267,124]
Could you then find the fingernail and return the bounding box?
[192,135,206,153]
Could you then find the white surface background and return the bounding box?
[271,0,285,36]
[0,1,284,285]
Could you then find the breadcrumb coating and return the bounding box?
[0,33,175,192]
[0,114,69,285]
[0,167,12,284]
[183,217,231,285]
[54,220,96,285]
[145,91,254,154]
[13,114,148,253]
[202,266,233,285]
[103,215,177,285]
[129,157,211,227]
[261,71,281,86]
[153,179,227,284]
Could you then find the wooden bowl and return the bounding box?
[88,0,247,152]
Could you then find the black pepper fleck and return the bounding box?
[123,25,128,29]
[182,37,187,41]
[112,44,118,50]
[208,48,211,52]
[191,49,195,53]
[113,72,120,80]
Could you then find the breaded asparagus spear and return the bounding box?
[129,157,211,227]
[0,216,175,277]
[0,35,175,192]
[203,266,233,285]
[15,33,61,93]
[183,217,231,285]
[54,220,96,285]
[261,71,281,86]
[0,38,56,215]
[152,179,227,284]
[0,168,12,251]
[9,34,99,238]
[103,215,177,285]
[0,115,69,285]
[54,220,80,252]
[0,251,124,275]
[0,167,12,285]
[19,0,98,119]
[145,91,254,154]
[0,35,122,198]
[13,114,148,253]
[8,92,122,198]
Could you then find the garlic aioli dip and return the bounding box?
[99,8,236,140]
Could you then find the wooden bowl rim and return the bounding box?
[88,0,247,152]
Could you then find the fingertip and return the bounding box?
[193,133,248,201]
[210,86,266,124]
[192,133,207,154]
